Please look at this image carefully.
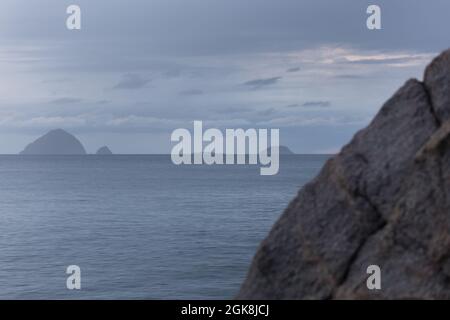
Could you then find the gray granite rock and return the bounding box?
[237,49,450,300]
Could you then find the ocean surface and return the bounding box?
[0,155,330,299]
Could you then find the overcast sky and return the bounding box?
[0,0,449,153]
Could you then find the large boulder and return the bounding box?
[238,49,450,299]
[20,129,86,155]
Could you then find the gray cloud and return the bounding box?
[301,101,331,108]
[256,108,276,117]
[50,97,83,105]
[215,106,245,114]
[5,0,450,55]
[112,74,150,90]
[96,100,111,105]
[345,57,418,65]
[179,89,204,96]
[286,101,331,108]
[42,78,72,84]
[334,74,366,79]
[286,67,301,73]
[243,77,282,89]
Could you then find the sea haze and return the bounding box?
[0,155,329,299]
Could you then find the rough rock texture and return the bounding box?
[238,49,450,300]
[20,129,86,155]
[96,146,113,155]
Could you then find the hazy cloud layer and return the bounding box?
[302,101,331,108]
[179,89,204,96]
[286,67,301,73]
[50,97,83,105]
[112,74,150,90]
[0,0,448,153]
[243,77,282,89]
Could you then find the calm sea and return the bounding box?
[0,155,329,299]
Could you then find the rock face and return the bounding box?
[238,49,450,299]
[20,129,86,155]
[96,146,113,155]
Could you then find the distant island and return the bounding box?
[265,145,295,155]
[20,129,87,155]
[96,146,113,155]
[19,129,293,156]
